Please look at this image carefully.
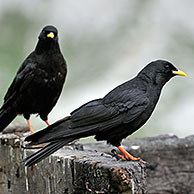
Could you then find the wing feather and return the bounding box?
[2,61,36,109]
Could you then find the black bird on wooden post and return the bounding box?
[0,25,67,134]
[23,60,186,166]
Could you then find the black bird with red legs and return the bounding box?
[23,60,186,166]
[0,25,67,134]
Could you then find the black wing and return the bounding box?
[71,87,149,127]
[26,85,150,145]
[2,59,36,109]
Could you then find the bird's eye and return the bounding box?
[165,64,169,68]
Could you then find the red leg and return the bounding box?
[26,119,34,134]
[117,146,146,164]
[45,120,50,126]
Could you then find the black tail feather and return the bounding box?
[23,137,75,166]
[0,107,17,132]
[25,116,70,144]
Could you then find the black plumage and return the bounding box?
[0,25,67,133]
[23,60,186,166]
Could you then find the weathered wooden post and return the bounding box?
[0,124,146,194]
[1,124,194,194]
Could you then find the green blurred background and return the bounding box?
[0,0,193,139]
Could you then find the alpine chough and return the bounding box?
[0,25,67,134]
[23,60,186,166]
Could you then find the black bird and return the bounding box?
[0,25,67,134]
[23,60,186,166]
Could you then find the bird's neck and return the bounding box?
[136,74,165,104]
[138,72,167,90]
[35,40,61,54]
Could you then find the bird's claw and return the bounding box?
[111,149,126,160]
[125,157,146,164]
[111,149,146,164]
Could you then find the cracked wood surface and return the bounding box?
[83,134,194,194]
[1,124,194,194]
[0,124,146,194]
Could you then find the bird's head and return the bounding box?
[38,25,58,41]
[138,60,186,86]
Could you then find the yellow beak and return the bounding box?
[47,32,54,39]
[172,69,187,77]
